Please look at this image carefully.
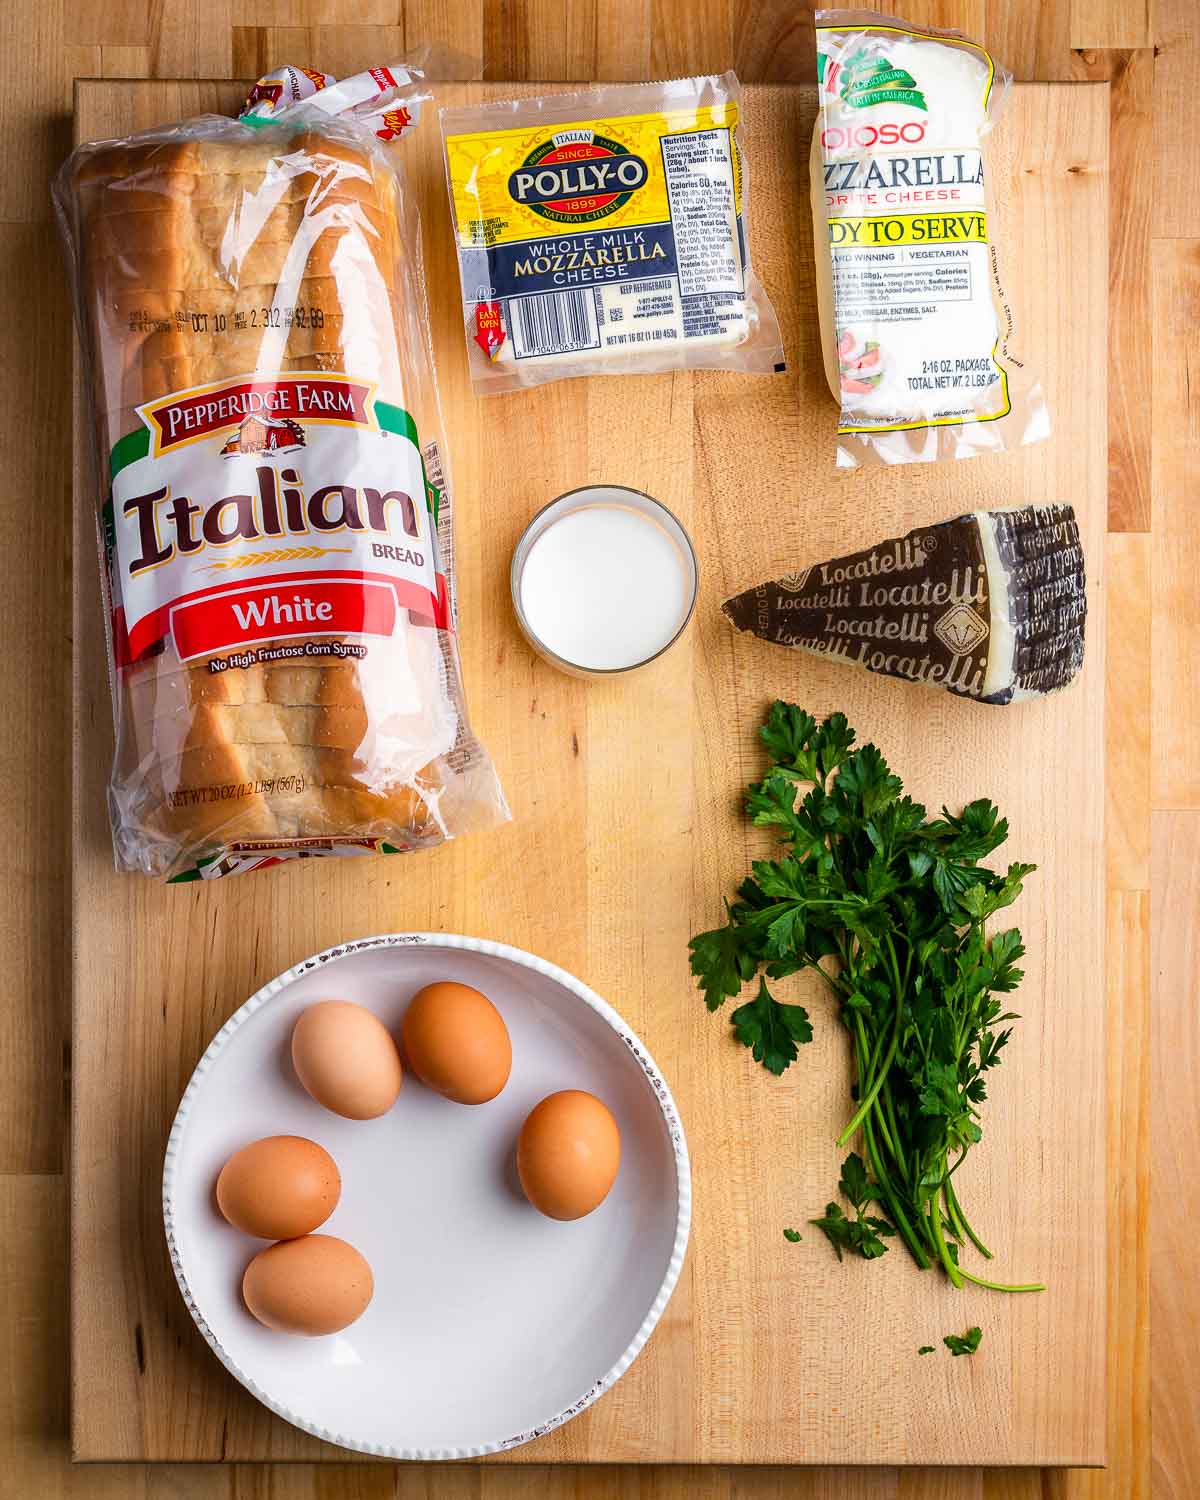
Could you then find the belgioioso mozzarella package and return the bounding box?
[441,74,784,393]
[810,11,1050,466]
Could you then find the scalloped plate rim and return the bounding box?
[162,930,692,1460]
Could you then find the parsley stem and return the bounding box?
[851,1015,902,1166]
[927,1198,964,1289]
[872,1096,902,1171]
[956,1266,1045,1294]
[880,1080,910,1186]
[838,985,903,1146]
[944,1177,993,1261]
[942,1181,970,1244]
[849,1019,896,1168]
[804,959,844,1002]
[862,1113,930,1270]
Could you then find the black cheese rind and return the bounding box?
[983,504,1087,704]
[722,503,1087,705]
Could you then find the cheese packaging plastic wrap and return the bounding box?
[441,75,785,393]
[53,63,509,881]
[811,11,1050,466]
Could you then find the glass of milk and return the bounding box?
[511,485,699,676]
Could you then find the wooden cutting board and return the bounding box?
[71,78,1108,1465]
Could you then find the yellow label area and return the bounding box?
[829,211,988,248]
[445,102,742,249]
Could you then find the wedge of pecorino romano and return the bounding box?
[722,504,1086,704]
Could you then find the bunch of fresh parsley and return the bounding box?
[690,703,1044,1294]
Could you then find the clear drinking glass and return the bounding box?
[510,485,700,678]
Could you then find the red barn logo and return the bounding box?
[219,414,305,457]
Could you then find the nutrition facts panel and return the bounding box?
[833,246,976,322]
[661,127,742,298]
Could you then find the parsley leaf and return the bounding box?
[809,1201,852,1262]
[730,978,813,1075]
[835,743,903,818]
[809,1195,894,1262]
[943,1326,983,1357]
[839,1151,873,1210]
[806,1153,896,1261]
[783,1227,802,1243]
[689,922,758,1012]
[746,771,808,841]
[759,701,819,773]
[918,1346,935,1355]
[857,1218,896,1258]
[690,703,1045,1300]
[815,711,856,776]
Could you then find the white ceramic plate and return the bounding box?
[163,933,691,1459]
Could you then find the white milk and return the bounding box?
[518,504,691,671]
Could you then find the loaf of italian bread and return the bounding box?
[57,117,505,877]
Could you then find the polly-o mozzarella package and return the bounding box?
[54,63,509,880]
[810,12,1050,467]
[441,75,785,393]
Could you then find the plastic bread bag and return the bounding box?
[440,74,785,393]
[810,11,1051,467]
[53,62,510,881]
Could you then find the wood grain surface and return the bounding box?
[68,76,1107,1468]
[1151,816,1199,1500]
[2,0,1189,1496]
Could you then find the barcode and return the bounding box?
[510,290,599,358]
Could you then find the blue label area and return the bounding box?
[485,221,679,298]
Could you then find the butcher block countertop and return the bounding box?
[71,75,1107,1467]
[3,2,1196,1498]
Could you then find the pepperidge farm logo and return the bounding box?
[137,373,376,457]
[506,129,649,225]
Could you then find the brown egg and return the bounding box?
[216,1135,341,1240]
[242,1234,374,1336]
[517,1090,621,1221]
[291,1000,403,1120]
[401,981,512,1105]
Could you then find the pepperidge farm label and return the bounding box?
[107,370,447,666]
[816,18,1011,438]
[443,96,751,368]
